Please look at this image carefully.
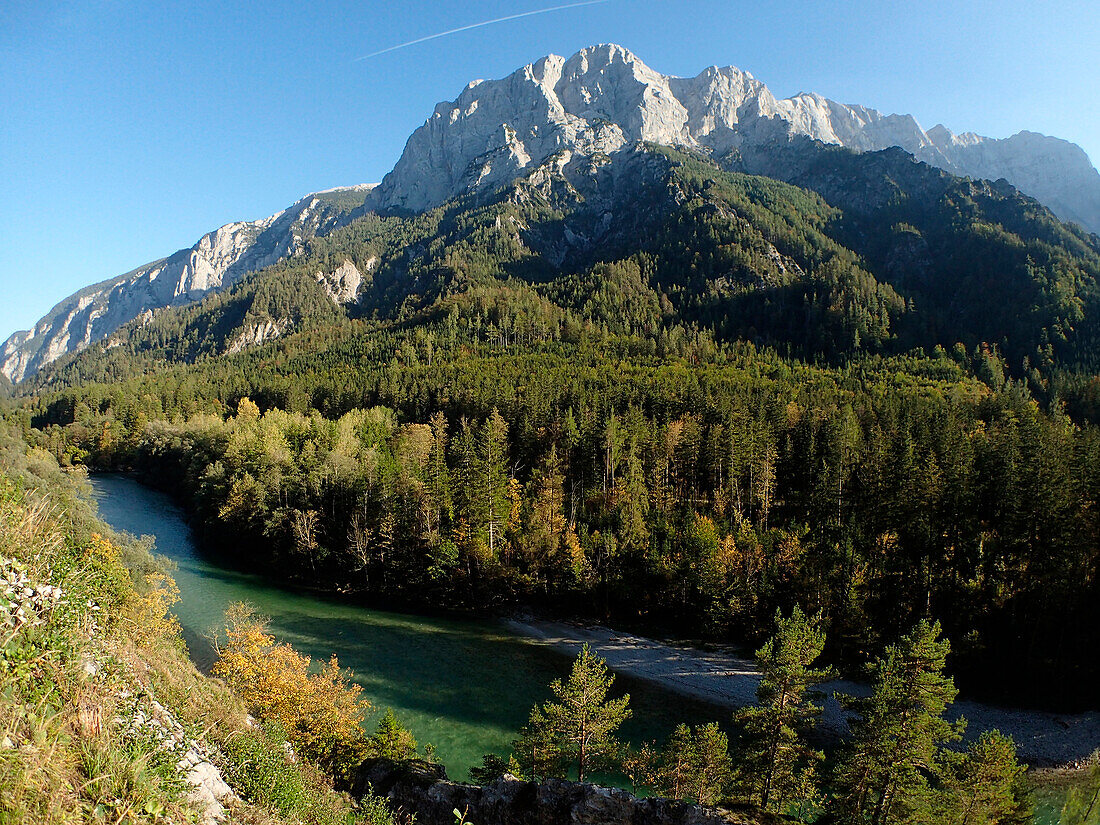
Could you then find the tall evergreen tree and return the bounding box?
[426,411,452,536]
[636,722,733,805]
[830,620,963,825]
[514,644,631,781]
[478,408,510,558]
[512,704,564,782]
[734,606,831,814]
[688,722,735,806]
[938,730,1029,825]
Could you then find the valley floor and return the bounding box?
[506,617,1100,768]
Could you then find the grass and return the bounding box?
[0,418,394,825]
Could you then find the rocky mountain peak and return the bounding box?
[5,46,1099,384]
[370,44,1100,236]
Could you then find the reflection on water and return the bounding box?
[90,474,726,781]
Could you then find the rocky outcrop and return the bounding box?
[354,759,775,825]
[315,257,377,305]
[370,44,1100,235]
[119,691,236,823]
[224,318,291,354]
[1,185,373,382]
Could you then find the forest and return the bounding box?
[5,142,1100,714]
[15,323,1098,711]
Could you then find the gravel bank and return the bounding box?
[506,617,1100,768]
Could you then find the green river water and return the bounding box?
[88,474,1076,821]
[88,474,726,783]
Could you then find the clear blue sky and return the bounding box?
[2,0,1098,341]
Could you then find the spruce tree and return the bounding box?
[734,606,831,815]
[478,408,510,558]
[830,620,963,825]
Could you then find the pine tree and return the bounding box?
[621,741,660,795]
[658,723,696,800]
[647,722,733,805]
[938,730,1029,825]
[470,752,525,784]
[830,620,963,825]
[514,644,631,781]
[734,606,831,815]
[369,708,419,761]
[688,723,735,806]
[513,705,564,781]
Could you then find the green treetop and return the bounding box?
[368,708,419,761]
[938,730,1030,825]
[513,643,630,782]
[734,605,832,815]
[642,722,734,806]
[830,619,963,825]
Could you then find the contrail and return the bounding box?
[355,0,611,61]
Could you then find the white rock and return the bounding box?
[224,318,290,355]
[315,258,370,305]
[1,185,374,382]
[369,44,1100,235]
[186,760,236,824]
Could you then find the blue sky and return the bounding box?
[2,0,1098,341]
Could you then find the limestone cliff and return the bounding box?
[371,44,1100,234]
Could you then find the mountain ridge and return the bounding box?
[369,44,1100,234]
[6,43,1100,382]
[0,185,374,382]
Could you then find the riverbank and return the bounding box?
[88,473,740,783]
[506,616,1100,768]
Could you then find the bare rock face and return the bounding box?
[224,318,291,355]
[370,44,1100,235]
[353,759,776,825]
[1,185,373,382]
[315,257,376,305]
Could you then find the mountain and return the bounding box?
[7,43,1100,383]
[14,45,1100,712]
[0,185,373,382]
[370,44,1100,233]
[24,139,1100,710]
[34,140,1100,397]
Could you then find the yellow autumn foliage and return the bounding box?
[123,571,182,641]
[87,532,120,563]
[213,602,370,782]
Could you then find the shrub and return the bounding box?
[213,602,372,784]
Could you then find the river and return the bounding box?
[88,474,728,783]
[89,474,1086,821]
